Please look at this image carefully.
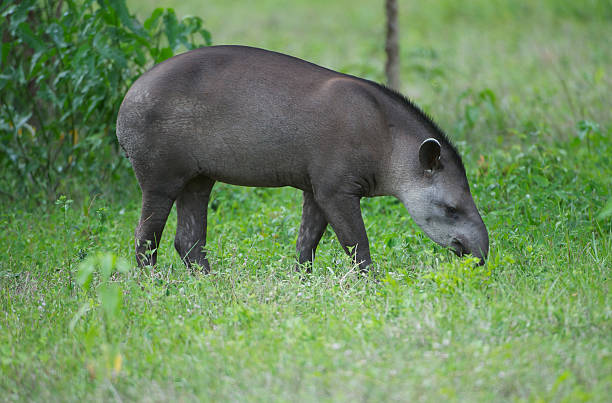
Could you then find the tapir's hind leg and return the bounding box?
[136,191,175,267]
[296,191,328,271]
[174,176,215,272]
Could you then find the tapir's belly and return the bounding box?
[190,128,312,189]
[150,98,319,190]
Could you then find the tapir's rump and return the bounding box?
[117,45,488,271]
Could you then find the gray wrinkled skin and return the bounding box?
[116,45,488,272]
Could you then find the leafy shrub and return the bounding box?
[0,0,211,200]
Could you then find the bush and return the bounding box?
[0,0,211,200]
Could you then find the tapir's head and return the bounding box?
[397,137,489,264]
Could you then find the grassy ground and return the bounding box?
[2,0,611,401]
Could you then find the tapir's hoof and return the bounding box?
[361,266,381,282]
[136,253,156,269]
[186,260,210,274]
[294,261,313,274]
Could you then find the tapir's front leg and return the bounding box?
[313,190,372,271]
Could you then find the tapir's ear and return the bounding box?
[419,138,441,171]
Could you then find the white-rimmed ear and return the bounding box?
[419,138,441,171]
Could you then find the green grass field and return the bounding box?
[1,0,611,401]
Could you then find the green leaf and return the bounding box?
[144,8,163,31]
[157,47,174,62]
[77,260,95,290]
[99,283,122,320]
[577,120,600,140]
[16,22,44,52]
[1,4,18,19]
[465,105,479,126]
[479,88,497,103]
[99,253,114,282]
[13,112,32,130]
[1,42,12,67]
[107,0,139,32]
[597,197,612,220]
[201,29,212,46]
[162,9,180,49]
[84,323,100,351]
[46,23,65,47]
[69,302,91,331]
[115,257,131,274]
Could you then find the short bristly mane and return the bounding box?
[364,79,465,172]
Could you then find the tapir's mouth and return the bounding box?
[450,238,486,266]
[450,239,466,257]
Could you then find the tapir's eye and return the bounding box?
[445,205,459,217]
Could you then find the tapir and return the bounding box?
[116,45,489,272]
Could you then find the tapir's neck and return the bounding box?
[352,79,448,199]
[373,135,417,198]
[368,99,429,198]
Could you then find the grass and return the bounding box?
[1,0,611,401]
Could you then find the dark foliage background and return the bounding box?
[0,0,211,201]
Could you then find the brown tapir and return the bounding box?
[116,45,489,272]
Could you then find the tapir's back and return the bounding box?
[117,45,385,191]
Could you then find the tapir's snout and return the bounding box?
[474,217,490,265]
[451,218,489,265]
